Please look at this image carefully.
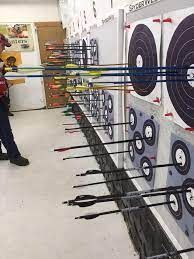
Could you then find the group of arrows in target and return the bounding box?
[3,42,194,258]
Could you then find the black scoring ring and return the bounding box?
[102,90,106,106]
[171,140,190,175]
[103,106,108,122]
[82,39,88,67]
[166,14,194,127]
[133,131,145,155]
[143,119,156,146]
[107,123,114,140]
[129,108,137,131]
[128,142,135,162]
[166,191,183,220]
[91,103,95,117]
[140,156,153,182]
[182,178,194,216]
[128,24,158,96]
[107,95,113,113]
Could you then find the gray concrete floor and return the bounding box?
[0,109,139,259]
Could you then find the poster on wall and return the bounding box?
[0,51,25,85]
[0,24,34,52]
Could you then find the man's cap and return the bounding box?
[0,33,11,47]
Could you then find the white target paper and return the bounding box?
[125,15,162,105]
[163,7,194,129]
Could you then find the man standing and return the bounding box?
[0,33,29,166]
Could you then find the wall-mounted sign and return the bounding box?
[0,23,34,52]
[129,0,161,13]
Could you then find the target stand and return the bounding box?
[127,107,160,187]
[166,134,194,244]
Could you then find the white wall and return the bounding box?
[0,0,61,111]
[0,0,60,22]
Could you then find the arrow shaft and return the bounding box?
[54,137,148,152]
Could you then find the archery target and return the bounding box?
[90,38,99,65]
[125,16,162,105]
[166,134,194,244]
[127,107,160,187]
[140,156,153,182]
[163,8,194,128]
[102,90,114,140]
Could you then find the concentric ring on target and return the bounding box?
[103,106,108,122]
[107,123,114,140]
[166,14,194,127]
[143,119,156,146]
[128,24,158,96]
[182,178,194,216]
[107,95,113,113]
[140,156,153,182]
[129,108,137,131]
[171,140,190,175]
[133,131,145,155]
[166,191,183,220]
[91,103,95,117]
[128,142,135,162]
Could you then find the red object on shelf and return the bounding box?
[124,24,131,29]
[153,18,161,23]
[163,18,172,23]
[153,97,160,103]
[165,112,173,117]
[185,128,194,132]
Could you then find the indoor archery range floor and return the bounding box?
[0,108,138,259]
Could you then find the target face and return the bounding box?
[166,14,194,127]
[140,157,153,182]
[107,123,113,140]
[128,142,135,162]
[171,140,191,175]
[90,38,98,65]
[82,39,88,67]
[134,131,145,155]
[128,24,158,96]
[166,192,183,220]
[182,178,194,216]
[129,108,137,131]
[108,95,113,113]
[143,119,156,146]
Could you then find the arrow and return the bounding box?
[64,189,188,208]
[63,150,130,160]
[64,121,131,130]
[54,137,150,152]
[73,163,180,188]
[75,201,174,220]
[77,163,181,176]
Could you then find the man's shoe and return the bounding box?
[0,153,9,160]
[10,156,29,166]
